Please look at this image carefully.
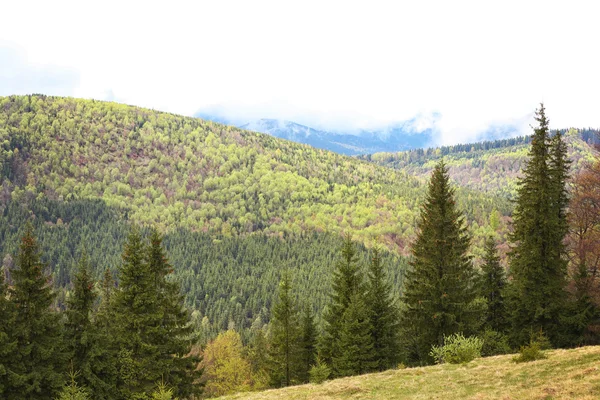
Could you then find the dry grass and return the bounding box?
[220,346,600,400]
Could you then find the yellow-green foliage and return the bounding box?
[0,95,523,254]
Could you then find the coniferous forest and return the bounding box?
[0,96,599,398]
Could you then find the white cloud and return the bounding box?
[1,0,599,145]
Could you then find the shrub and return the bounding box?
[512,330,550,363]
[430,333,483,364]
[309,357,331,384]
[480,329,512,356]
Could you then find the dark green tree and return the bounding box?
[91,268,119,399]
[480,238,508,332]
[112,227,158,398]
[366,247,400,370]
[64,251,103,396]
[268,272,301,387]
[320,234,365,375]
[5,225,66,399]
[0,266,17,395]
[333,294,376,377]
[401,160,480,364]
[146,229,202,398]
[297,304,317,383]
[508,105,569,346]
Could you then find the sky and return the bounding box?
[1,0,599,145]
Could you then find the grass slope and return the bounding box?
[222,346,600,400]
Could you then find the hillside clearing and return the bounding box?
[221,346,600,400]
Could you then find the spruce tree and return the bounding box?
[112,227,158,398]
[297,304,317,383]
[366,247,400,370]
[146,229,202,398]
[320,234,365,375]
[0,266,16,396]
[508,105,569,346]
[333,294,376,377]
[6,225,66,399]
[401,160,480,364]
[91,267,119,399]
[64,251,99,394]
[268,272,301,387]
[480,238,507,332]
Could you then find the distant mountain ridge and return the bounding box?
[195,114,434,155]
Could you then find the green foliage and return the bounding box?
[308,357,331,384]
[320,235,366,375]
[508,105,570,347]
[268,273,301,387]
[366,247,400,370]
[512,331,550,363]
[150,383,178,400]
[6,224,66,399]
[56,370,90,400]
[401,161,481,365]
[429,333,483,364]
[297,305,318,383]
[480,238,507,332]
[333,294,377,377]
[479,329,511,357]
[0,264,16,395]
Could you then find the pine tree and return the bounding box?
[0,266,17,396]
[112,227,158,398]
[366,247,400,370]
[146,229,202,398]
[401,160,480,364]
[480,238,507,332]
[91,267,119,399]
[268,272,301,387]
[64,251,99,394]
[333,294,376,377]
[6,224,66,399]
[297,304,317,383]
[320,234,365,375]
[508,105,569,346]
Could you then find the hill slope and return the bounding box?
[222,346,600,400]
[0,94,509,253]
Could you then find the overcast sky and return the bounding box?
[1,0,598,144]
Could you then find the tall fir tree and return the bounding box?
[146,229,202,398]
[112,227,159,398]
[508,104,569,346]
[333,293,376,377]
[320,234,365,375]
[0,266,17,396]
[91,267,119,399]
[268,272,301,387]
[480,238,508,332]
[5,224,66,399]
[366,247,400,370]
[401,160,480,364]
[297,304,317,383]
[64,251,102,396]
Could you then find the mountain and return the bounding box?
[197,115,434,155]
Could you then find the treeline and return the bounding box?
[0,226,200,399]
[0,198,404,336]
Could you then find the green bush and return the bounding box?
[512,330,550,363]
[309,357,331,384]
[430,333,483,364]
[480,329,511,356]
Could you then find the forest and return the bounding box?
[0,97,599,398]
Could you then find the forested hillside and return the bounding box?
[1,94,502,252]
[362,129,598,199]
